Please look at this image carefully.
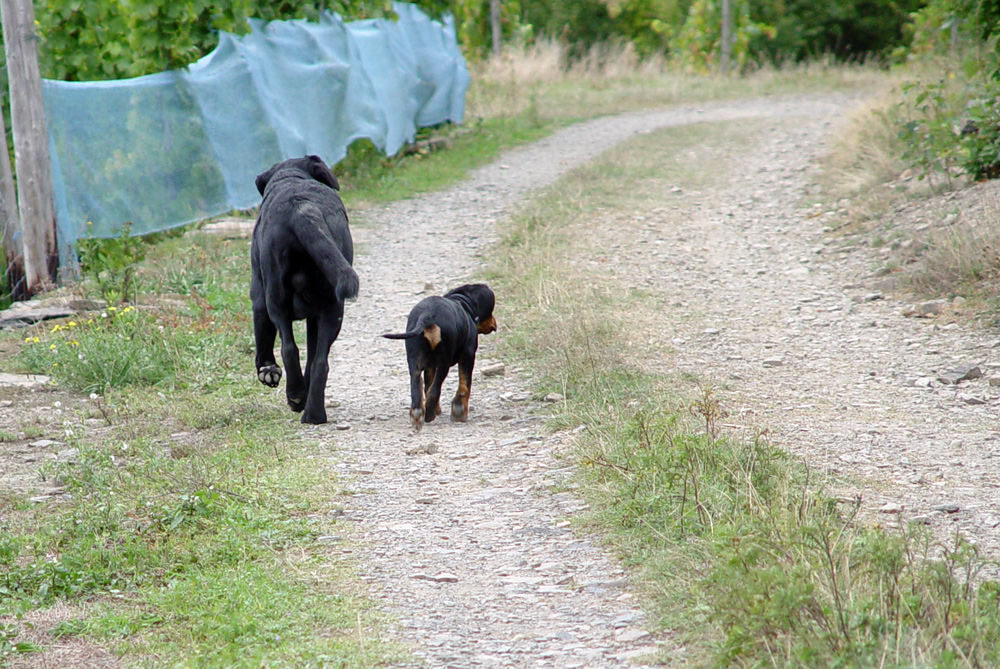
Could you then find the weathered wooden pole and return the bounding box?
[0,91,23,300]
[1,0,58,298]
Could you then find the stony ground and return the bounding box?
[3,91,1000,666]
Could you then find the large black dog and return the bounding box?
[382,284,497,429]
[250,155,359,424]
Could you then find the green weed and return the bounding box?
[77,221,147,305]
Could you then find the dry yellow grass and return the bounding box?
[466,41,891,123]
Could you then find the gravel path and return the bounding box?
[295,91,1000,667]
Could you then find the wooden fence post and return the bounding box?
[1,0,58,299]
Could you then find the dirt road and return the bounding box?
[5,91,999,666]
[298,91,999,666]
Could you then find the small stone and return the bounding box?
[909,515,933,525]
[335,423,351,430]
[933,503,961,514]
[918,299,948,317]
[480,362,506,377]
[989,378,1000,387]
[316,535,343,543]
[0,373,51,388]
[423,282,434,292]
[879,502,903,514]
[29,439,58,448]
[56,448,79,462]
[415,497,436,505]
[863,292,884,302]
[937,365,983,385]
[543,392,565,403]
[762,358,784,368]
[616,628,651,643]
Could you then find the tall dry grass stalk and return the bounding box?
[908,183,1000,293]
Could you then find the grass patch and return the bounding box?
[0,231,393,665]
[488,111,1000,666]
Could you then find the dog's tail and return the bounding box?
[382,313,433,340]
[381,331,421,340]
[293,208,359,302]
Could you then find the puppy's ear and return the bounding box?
[255,164,279,196]
[305,155,340,191]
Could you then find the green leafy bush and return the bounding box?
[76,222,147,304]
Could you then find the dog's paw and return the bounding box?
[287,396,305,413]
[409,407,424,430]
[258,364,282,387]
[301,410,327,425]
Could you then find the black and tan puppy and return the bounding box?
[383,284,497,429]
[250,155,359,424]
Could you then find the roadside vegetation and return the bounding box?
[5,0,1000,665]
[486,119,1000,666]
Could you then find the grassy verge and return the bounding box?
[487,116,1000,666]
[1,234,397,666]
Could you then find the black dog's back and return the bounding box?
[253,157,358,309]
[250,155,358,425]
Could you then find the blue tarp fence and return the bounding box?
[41,2,469,264]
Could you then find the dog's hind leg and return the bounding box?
[408,367,425,430]
[451,354,475,422]
[299,304,344,425]
[423,365,449,423]
[252,283,282,388]
[423,368,442,417]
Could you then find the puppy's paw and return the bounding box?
[409,407,424,430]
[258,364,282,387]
[287,396,305,413]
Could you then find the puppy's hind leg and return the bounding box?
[451,355,475,422]
[408,369,425,430]
[424,365,449,423]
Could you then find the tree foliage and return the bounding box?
[34,0,437,81]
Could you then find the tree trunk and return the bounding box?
[1,0,57,299]
[490,0,501,59]
[720,0,731,74]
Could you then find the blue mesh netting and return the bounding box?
[41,2,469,264]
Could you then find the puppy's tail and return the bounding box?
[381,331,421,340]
[294,211,359,302]
[382,314,432,340]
